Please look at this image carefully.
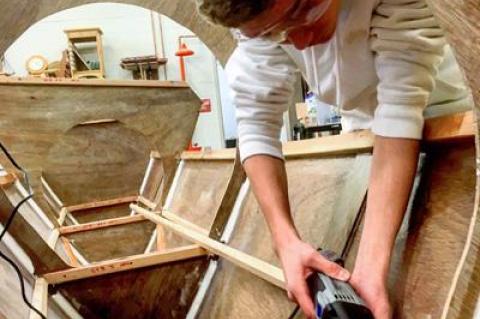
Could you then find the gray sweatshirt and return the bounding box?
[225,0,471,161]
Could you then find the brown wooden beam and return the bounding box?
[0,77,189,88]
[180,111,475,160]
[131,204,286,289]
[59,215,146,235]
[43,245,207,284]
[65,195,138,213]
[423,111,475,142]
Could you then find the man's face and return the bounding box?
[239,0,339,50]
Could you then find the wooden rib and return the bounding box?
[0,77,189,88]
[209,148,246,240]
[29,278,48,319]
[423,111,476,142]
[156,225,166,251]
[47,229,60,249]
[138,196,157,210]
[131,204,285,289]
[43,245,207,284]
[66,195,138,212]
[57,207,68,226]
[59,215,146,235]
[60,237,80,267]
[137,196,209,236]
[180,111,476,160]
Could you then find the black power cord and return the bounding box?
[0,141,47,319]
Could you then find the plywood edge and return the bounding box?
[0,76,189,88]
[43,245,207,284]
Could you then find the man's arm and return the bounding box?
[243,155,350,319]
[350,136,419,318]
[352,1,447,317]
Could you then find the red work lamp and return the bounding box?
[175,42,194,81]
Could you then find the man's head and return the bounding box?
[197,0,339,50]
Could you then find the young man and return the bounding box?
[197,0,470,318]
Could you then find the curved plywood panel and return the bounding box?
[0,0,235,65]
[0,80,200,223]
[425,1,480,317]
[43,122,152,206]
[200,154,371,318]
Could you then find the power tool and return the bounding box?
[307,250,374,319]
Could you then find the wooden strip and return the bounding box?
[43,245,207,284]
[66,195,138,212]
[47,229,60,249]
[137,196,209,235]
[79,119,117,125]
[423,111,475,142]
[41,176,64,210]
[59,215,146,235]
[180,112,476,161]
[60,237,80,267]
[0,77,189,88]
[57,207,68,226]
[29,278,48,319]
[181,131,374,160]
[283,130,374,158]
[209,148,246,240]
[138,196,157,210]
[131,204,285,289]
[156,225,166,251]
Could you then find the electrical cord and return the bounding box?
[0,141,47,319]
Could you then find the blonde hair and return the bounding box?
[197,0,273,28]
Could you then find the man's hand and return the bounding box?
[277,238,350,319]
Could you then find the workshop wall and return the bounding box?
[4,3,232,150]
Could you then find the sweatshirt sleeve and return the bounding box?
[370,0,447,139]
[225,38,297,162]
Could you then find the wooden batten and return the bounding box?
[0,77,189,88]
[423,111,476,142]
[43,245,207,284]
[180,111,476,161]
[131,204,286,289]
[29,278,49,319]
[59,215,146,235]
[65,195,138,212]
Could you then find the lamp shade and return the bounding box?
[175,43,194,57]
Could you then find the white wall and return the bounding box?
[4,3,233,150]
[5,3,159,79]
[159,15,225,150]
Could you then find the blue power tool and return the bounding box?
[307,250,374,319]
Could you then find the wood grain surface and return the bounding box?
[199,154,371,318]
[65,220,155,262]
[0,82,200,225]
[425,2,480,317]
[58,257,209,319]
[166,160,234,247]
[389,140,476,318]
